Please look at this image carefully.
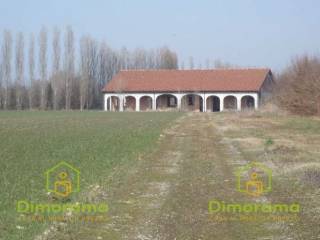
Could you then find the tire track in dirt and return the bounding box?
[107,113,243,239]
[152,113,239,239]
[100,114,190,240]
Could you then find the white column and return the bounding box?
[135,96,140,112]
[177,95,182,111]
[109,97,112,111]
[254,94,259,110]
[119,95,124,112]
[237,96,242,111]
[202,94,206,112]
[220,96,224,112]
[152,95,157,111]
[104,95,107,111]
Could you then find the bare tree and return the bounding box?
[214,59,233,69]
[64,26,75,110]
[52,27,61,110]
[1,30,12,109]
[158,47,178,69]
[79,36,100,109]
[189,56,194,70]
[79,36,90,111]
[146,49,155,69]
[205,58,210,69]
[276,55,320,115]
[119,47,129,70]
[97,42,110,107]
[103,43,120,83]
[87,38,98,108]
[0,57,3,109]
[28,33,35,109]
[15,32,24,110]
[180,61,185,70]
[39,27,48,109]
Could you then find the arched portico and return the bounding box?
[107,96,121,111]
[140,96,153,111]
[223,95,237,110]
[156,94,178,111]
[181,94,203,112]
[241,95,255,110]
[206,95,220,112]
[104,92,259,112]
[124,96,136,111]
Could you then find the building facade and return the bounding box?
[102,69,273,112]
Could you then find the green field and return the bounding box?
[0,111,182,240]
[1,111,320,240]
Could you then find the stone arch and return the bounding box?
[241,95,255,110]
[223,95,237,110]
[140,96,153,111]
[124,96,136,111]
[206,95,220,112]
[181,94,203,112]
[156,94,178,111]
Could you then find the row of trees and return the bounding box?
[181,57,236,70]
[0,27,178,110]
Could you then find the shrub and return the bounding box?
[275,55,320,116]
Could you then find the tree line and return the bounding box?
[0,26,178,110]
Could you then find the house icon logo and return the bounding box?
[235,162,272,197]
[45,161,80,198]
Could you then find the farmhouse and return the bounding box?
[102,69,273,112]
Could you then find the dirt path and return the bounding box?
[62,113,287,240]
[55,113,297,240]
[34,113,319,240]
[98,113,263,240]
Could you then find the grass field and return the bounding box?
[1,111,320,240]
[0,111,182,240]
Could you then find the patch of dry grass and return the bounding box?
[214,111,320,239]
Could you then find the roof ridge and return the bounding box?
[119,68,270,72]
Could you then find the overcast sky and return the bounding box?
[1,0,319,72]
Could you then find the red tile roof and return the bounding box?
[103,68,271,93]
